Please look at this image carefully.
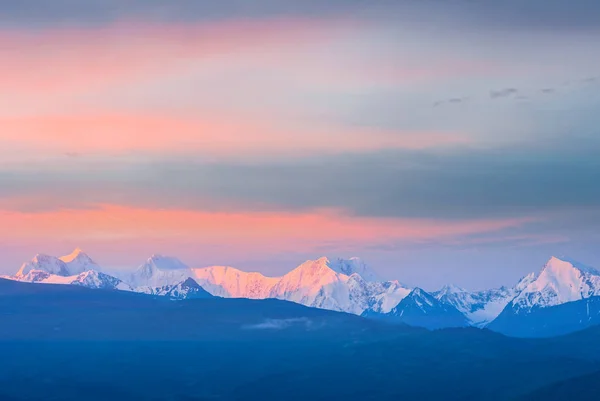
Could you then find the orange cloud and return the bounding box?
[0,204,533,249]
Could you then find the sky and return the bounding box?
[1,1,599,290]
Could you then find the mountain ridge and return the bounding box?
[6,250,600,335]
[363,287,470,329]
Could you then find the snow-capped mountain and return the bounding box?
[363,279,412,314]
[364,288,469,329]
[127,255,193,288]
[58,248,102,275]
[202,257,412,315]
[10,250,131,291]
[329,257,382,282]
[14,265,131,291]
[10,250,600,334]
[433,285,512,327]
[269,257,363,313]
[8,251,411,314]
[433,273,537,327]
[141,278,213,300]
[487,257,600,337]
[15,248,101,278]
[191,265,278,298]
[488,295,600,337]
[509,256,600,312]
[69,270,132,290]
[125,255,411,315]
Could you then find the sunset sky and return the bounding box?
[1,1,599,289]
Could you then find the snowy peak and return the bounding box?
[405,287,436,308]
[510,256,600,311]
[16,249,102,278]
[543,256,600,276]
[434,285,518,327]
[70,270,132,291]
[437,284,467,297]
[59,248,101,275]
[285,257,382,282]
[59,248,87,263]
[12,268,131,291]
[285,257,341,282]
[294,256,332,271]
[191,266,277,299]
[146,277,213,300]
[16,269,52,283]
[364,280,412,314]
[329,257,382,282]
[515,272,537,292]
[129,255,192,288]
[375,287,469,329]
[180,277,202,289]
[145,255,190,271]
[272,258,348,305]
[17,254,71,277]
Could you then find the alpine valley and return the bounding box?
[4,249,600,337]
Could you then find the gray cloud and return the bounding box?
[1,0,599,32]
[1,136,600,220]
[0,0,350,27]
[433,97,468,107]
[490,88,518,99]
[450,0,600,32]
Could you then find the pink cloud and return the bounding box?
[0,113,467,160]
[0,17,497,101]
[0,204,534,247]
[0,18,355,95]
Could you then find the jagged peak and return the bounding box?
[180,277,201,288]
[306,256,383,282]
[59,248,91,263]
[290,257,336,276]
[290,256,380,281]
[518,271,537,283]
[438,283,467,295]
[336,257,376,278]
[146,254,164,264]
[298,257,330,267]
[143,255,189,271]
[543,256,600,275]
[315,256,331,264]
[509,256,600,311]
[16,268,51,281]
[31,253,58,263]
[409,287,430,298]
[16,253,68,277]
[398,287,437,309]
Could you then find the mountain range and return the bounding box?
[4,249,600,336]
